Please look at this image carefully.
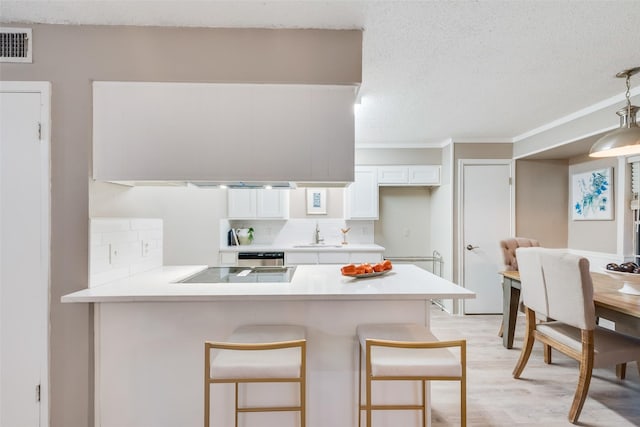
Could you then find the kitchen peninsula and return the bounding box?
[63,264,474,427]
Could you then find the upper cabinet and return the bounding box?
[377,165,440,186]
[92,82,356,184]
[345,166,379,220]
[227,189,289,219]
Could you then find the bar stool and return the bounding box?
[204,325,306,427]
[356,323,466,427]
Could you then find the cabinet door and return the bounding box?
[378,166,408,184]
[346,166,379,219]
[256,190,289,219]
[285,252,319,265]
[408,166,440,185]
[227,189,257,218]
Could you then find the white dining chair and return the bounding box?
[513,247,640,424]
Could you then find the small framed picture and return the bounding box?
[306,188,327,215]
[572,167,613,220]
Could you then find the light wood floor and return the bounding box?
[428,307,640,427]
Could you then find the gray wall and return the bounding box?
[515,159,568,247]
[0,24,361,427]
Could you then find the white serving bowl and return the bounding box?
[601,268,640,295]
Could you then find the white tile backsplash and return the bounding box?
[90,218,163,287]
[221,218,375,248]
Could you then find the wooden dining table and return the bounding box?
[500,270,640,349]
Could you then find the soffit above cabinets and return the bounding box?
[92,82,357,186]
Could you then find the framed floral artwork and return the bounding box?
[572,167,613,220]
[306,188,327,215]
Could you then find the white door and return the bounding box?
[0,83,50,427]
[460,160,512,314]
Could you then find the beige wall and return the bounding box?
[0,24,361,427]
[289,188,345,218]
[567,156,619,253]
[374,187,432,256]
[515,159,568,247]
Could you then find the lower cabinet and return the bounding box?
[286,251,383,265]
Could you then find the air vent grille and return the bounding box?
[0,28,32,63]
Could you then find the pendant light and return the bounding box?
[589,67,640,158]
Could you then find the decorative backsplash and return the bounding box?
[90,218,163,287]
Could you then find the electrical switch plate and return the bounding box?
[109,244,119,264]
[631,199,639,210]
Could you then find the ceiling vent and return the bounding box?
[0,28,32,63]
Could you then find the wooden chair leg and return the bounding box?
[498,320,504,338]
[543,344,552,364]
[569,330,594,424]
[513,308,536,378]
[616,363,627,380]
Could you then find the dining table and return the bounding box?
[500,270,640,349]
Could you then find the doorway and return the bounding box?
[458,160,513,314]
[0,82,51,427]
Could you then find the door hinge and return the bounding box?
[37,122,42,140]
[508,177,512,185]
[36,384,41,402]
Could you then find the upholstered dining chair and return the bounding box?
[513,248,640,424]
[498,237,540,338]
[499,237,540,271]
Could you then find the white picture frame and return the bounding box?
[571,167,613,220]
[306,188,327,215]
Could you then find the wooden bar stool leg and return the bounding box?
[366,342,373,427]
[422,379,427,427]
[234,383,239,427]
[358,345,362,427]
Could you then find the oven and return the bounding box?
[237,251,285,267]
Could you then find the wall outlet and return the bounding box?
[141,241,150,258]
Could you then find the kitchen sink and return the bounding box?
[293,244,343,248]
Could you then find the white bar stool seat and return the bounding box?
[356,323,466,427]
[205,325,306,427]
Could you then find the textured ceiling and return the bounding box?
[2,0,640,148]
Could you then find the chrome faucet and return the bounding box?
[314,222,324,244]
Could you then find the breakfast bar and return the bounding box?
[63,264,474,427]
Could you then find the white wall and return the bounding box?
[90,181,225,265]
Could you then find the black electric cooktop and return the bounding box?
[179,266,297,284]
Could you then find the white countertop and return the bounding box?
[61,264,474,303]
[219,243,385,253]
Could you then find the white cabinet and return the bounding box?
[285,252,319,265]
[92,82,355,184]
[285,251,383,265]
[227,189,289,219]
[345,166,379,220]
[377,165,440,186]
